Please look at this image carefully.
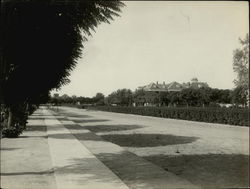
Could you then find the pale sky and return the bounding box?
[53,1,249,97]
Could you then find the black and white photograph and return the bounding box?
[0,1,249,189]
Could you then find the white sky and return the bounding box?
[53,1,249,97]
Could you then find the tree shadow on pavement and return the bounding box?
[28,117,45,120]
[26,125,46,131]
[53,111,92,119]
[82,125,143,133]
[1,169,54,176]
[92,151,195,189]
[28,117,56,120]
[71,119,110,124]
[0,148,21,151]
[100,134,199,147]
[63,124,89,130]
[143,153,250,188]
[48,132,103,141]
[18,135,47,139]
[61,124,144,141]
[63,114,92,119]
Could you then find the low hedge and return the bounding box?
[87,106,249,126]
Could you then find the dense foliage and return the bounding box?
[50,93,105,106]
[233,34,249,89]
[0,0,123,137]
[132,88,233,107]
[232,34,249,107]
[1,1,123,106]
[105,89,133,106]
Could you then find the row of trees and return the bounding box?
[0,1,123,137]
[132,88,233,107]
[50,86,246,108]
[51,93,105,105]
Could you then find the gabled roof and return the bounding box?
[139,81,182,92]
[167,81,183,91]
[138,79,209,92]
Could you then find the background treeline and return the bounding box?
[50,86,248,108]
[51,92,105,106]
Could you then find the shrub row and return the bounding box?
[87,106,249,126]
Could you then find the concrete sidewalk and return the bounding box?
[44,108,129,189]
[1,108,129,189]
[1,109,56,189]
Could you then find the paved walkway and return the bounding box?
[1,107,198,189]
[44,109,129,189]
[1,109,56,189]
[1,108,128,189]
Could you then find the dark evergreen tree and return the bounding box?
[0,0,124,135]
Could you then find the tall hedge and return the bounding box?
[87,106,249,126]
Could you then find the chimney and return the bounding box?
[163,81,165,85]
[156,81,158,85]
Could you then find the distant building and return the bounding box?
[138,78,209,92]
[186,77,209,89]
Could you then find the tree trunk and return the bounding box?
[247,90,249,107]
[25,102,29,115]
[7,108,13,129]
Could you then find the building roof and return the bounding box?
[138,79,209,92]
